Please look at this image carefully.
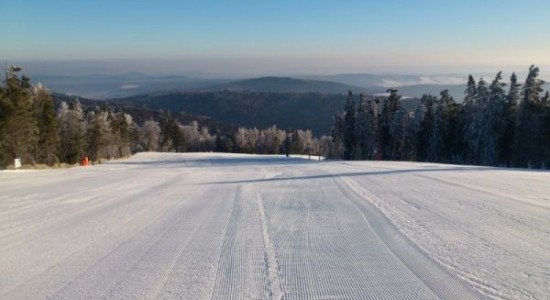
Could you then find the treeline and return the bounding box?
[331,65,550,168]
[0,68,142,167]
[232,126,330,156]
[0,68,321,168]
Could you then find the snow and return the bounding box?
[0,153,548,299]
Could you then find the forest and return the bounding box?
[115,91,346,135]
[330,66,550,168]
[1,66,549,169]
[0,67,321,168]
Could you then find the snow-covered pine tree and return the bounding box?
[439,90,462,162]
[462,77,489,165]
[355,93,369,159]
[428,95,446,162]
[543,93,550,168]
[416,94,437,161]
[57,100,87,164]
[32,83,59,166]
[384,89,406,160]
[499,73,521,166]
[86,110,112,163]
[514,65,545,167]
[343,91,356,160]
[331,113,345,159]
[480,72,506,166]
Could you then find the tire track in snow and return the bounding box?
[334,175,484,300]
[209,185,270,299]
[155,186,235,299]
[1,173,202,299]
[0,173,182,251]
[2,189,182,299]
[261,168,439,299]
[257,186,285,300]
[0,172,145,223]
[339,165,547,300]
[209,185,246,300]
[104,186,225,300]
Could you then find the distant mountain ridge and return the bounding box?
[204,76,364,94]
[32,71,548,101]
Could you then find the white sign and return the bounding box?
[14,158,21,169]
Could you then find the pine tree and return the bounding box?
[57,100,87,164]
[463,77,489,164]
[32,84,59,165]
[513,65,545,167]
[440,90,462,162]
[355,93,370,159]
[480,72,506,166]
[427,95,444,162]
[0,67,38,166]
[331,113,345,159]
[402,100,425,161]
[158,110,184,152]
[500,73,520,166]
[416,94,436,161]
[379,89,404,160]
[86,110,112,162]
[342,91,356,160]
[464,75,477,105]
[543,97,550,168]
[109,112,134,158]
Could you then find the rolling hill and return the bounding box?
[114,90,421,136]
[204,76,365,94]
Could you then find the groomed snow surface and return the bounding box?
[1,153,548,300]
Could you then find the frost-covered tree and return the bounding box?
[499,73,521,165]
[199,126,214,151]
[295,129,313,154]
[416,94,437,161]
[262,125,285,154]
[342,91,356,160]
[380,89,405,160]
[328,68,548,167]
[235,127,247,152]
[331,113,345,159]
[354,93,368,159]
[57,100,87,164]
[139,120,161,151]
[427,96,444,162]
[462,77,489,164]
[86,110,112,162]
[158,110,184,152]
[355,93,377,159]
[401,100,425,161]
[514,65,546,167]
[479,72,506,166]
[32,83,59,165]
[181,121,215,152]
[440,90,462,162]
[107,112,133,158]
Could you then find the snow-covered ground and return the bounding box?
[0,153,548,299]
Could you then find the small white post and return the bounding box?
[14,158,21,169]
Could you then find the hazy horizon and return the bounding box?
[4,59,550,81]
[2,1,550,79]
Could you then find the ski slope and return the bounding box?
[0,153,548,300]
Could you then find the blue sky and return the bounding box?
[1,0,550,76]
